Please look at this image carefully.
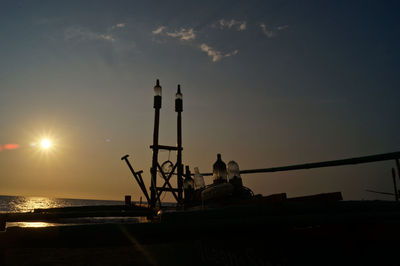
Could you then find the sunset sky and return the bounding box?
[1,1,399,201]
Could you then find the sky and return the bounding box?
[0,0,399,201]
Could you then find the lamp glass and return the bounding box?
[154,85,162,96]
[175,92,182,100]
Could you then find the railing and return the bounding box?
[201,151,400,176]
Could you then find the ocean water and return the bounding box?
[0,195,124,213]
[0,195,146,228]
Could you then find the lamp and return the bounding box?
[175,84,183,112]
[153,79,162,109]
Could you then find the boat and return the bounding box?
[1,79,400,265]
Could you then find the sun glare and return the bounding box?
[29,131,60,160]
[40,139,52,149]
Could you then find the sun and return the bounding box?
[40,139,52,149]
[28,130,61,160]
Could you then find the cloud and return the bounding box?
[99,34,115,41]
[238,22,247,31]
[277,25,289,31]
[200,44,222,62]
[225,49,239,57]
[260,23,275,38]
[218,19,247,31]
[260,24,289,38]
[152,26,239,62]
[166,28,195,41]
[152,26,166,35]
[200,43,238,62]
[62,25,137,66]
[111,23,126,29]
[152,26,196,41]
[64,26,115,42]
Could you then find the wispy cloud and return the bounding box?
[152,26,195,41]
[166,28,195,41]
[111,23,126,29]
[152,26,238,62]
[200,44,238,62]
[62,24,137,65]
[277,25,289,31]
[260,24,274,38]
[64,26,115,42]
[152,26,166,35]
[238,22,247,31]
[260,24,289,38]
[218,19,247,31]
[99,34,115,41]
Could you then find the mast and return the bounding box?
[150,79,162,208]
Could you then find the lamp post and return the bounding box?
[175,85,183,203]
[151,79,162,208]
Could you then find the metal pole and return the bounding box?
[365,189,394,196]
[151,108,160,208]
[197,151,400,176]
[392,168,398,201]
[175,85,183,204]
[151,80,162,208]
[177,111,183,203]
[121,155,150,204]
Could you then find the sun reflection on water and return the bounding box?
[1,196,148,228]
[9,196,63,213]
[7,221,60,228]
[0,195,124,213]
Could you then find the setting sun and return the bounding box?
[29,131,60,157]
[40,139,52,149]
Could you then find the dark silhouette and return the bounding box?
[183,166,194,204]
[121,154,150,204]
[392,168,399,201]
[148,80,184,207]
[212,153,227,184]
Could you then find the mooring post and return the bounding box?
[175,84,183,204]
[151,79,162,208]
[392,168,399,202]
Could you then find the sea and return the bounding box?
[0,195,141,228]
[0,195,124,213]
